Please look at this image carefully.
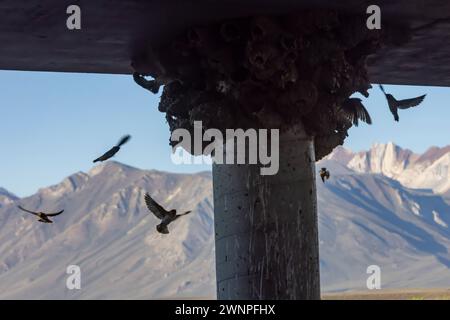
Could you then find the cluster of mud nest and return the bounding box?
[132,11,391,160]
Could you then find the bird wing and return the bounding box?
[18,205,39,216]
[176,211,191,218]
[354,102,372,125]
[144,193,168,219]
[396,95,426,109]
[173,211,191,222]
[116,135,131,147]
[93,147,119,162]
[342,98,372,126]
[46,210,64,217]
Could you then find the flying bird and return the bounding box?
[17,205,63,223]
[144,193,191,234]
[319,167,330,183]
[93,135,131,163]
[340,98,372,126]
[379,85,426,122]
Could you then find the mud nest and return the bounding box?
[132,11,391,160]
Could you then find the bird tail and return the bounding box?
[360,104,372,125]
[116,135,131,147]
[38,219,53,223]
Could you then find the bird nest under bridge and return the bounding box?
[132,10,401,160]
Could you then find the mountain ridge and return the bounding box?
[0,187,18,208]
[325,142,450,194]
[0,144,449,298]
[0,162,215,299]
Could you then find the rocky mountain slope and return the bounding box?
[0,142,449,298]
[0,163,215,299]
[325,142,450,194]
[0,188,18,208]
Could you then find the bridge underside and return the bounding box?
[0,0,450,86]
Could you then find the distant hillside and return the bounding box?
[0,142,449,298]
[0,163,214,299]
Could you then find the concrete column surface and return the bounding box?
[213,129,320,299]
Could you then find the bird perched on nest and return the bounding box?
[319,167,330,183]
[340,98,372,127]
[144,193,192,234]
[379,85,426,122]
[133,72,160,94]
[93,135,131,163]
[17,205,64,223]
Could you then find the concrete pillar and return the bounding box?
[213,128,320,299]
[132,11,385,300]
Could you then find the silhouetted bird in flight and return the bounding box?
[341,98,372,126]
[144,193,191,234]
[17,205,63,223]
[93,135,131,163]
[319,168,330,183]
[379,85,426,122]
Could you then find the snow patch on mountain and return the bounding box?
[432,211,448,228]
[410,202,421,216]
[325,142,450,194]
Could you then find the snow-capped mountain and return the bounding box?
[325,142,450,194]
[317,173,450,291]
[0,144,449,298]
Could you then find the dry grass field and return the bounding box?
[323,289,450,300]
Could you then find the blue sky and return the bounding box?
[0,70,449,196]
